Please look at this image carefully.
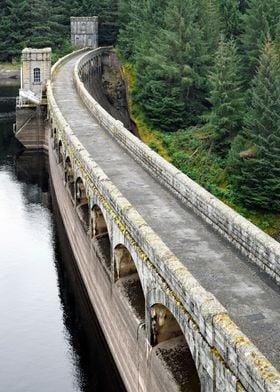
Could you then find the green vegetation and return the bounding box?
[0,62,20,70]
[0,0,119,62]
[230,40,280,211]
[0,0,279,236]
[118,0,280,238]
[206,37,245,155]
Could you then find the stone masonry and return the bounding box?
[46,49,280,392]
[71,17,98,49]
[21,47,51,97]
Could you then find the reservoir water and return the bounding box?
[0,84,125,391]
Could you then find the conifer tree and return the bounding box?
[135,0,208,131]
[230,40,280,210]
[79,0,119,45]
[0,0,31,60]
[117,0,168,62]
[98,0,119,45]
[199,0,222,54]
[207,37,245,154]
[241,0,280,78]
[25,0,55,48]
[218,0,242,38]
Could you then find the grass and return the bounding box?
[121,60,280,239]
[0,62,21,70]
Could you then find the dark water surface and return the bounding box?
[0,85,125,391]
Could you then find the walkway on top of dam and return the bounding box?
[52,52,280,370]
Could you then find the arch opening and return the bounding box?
[114,244,145,321]
[76,177,89,232]
[91,205,111,269]
[58,140,63,164]
[150,304,201,391]
[65,157,74,199]
[53,129,58,149]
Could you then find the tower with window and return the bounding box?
[21,47,52,99]
[71,17,98,48]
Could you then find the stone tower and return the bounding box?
[21,47,52,98]
[71,17,98,49]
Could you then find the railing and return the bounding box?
[16,96,28,106]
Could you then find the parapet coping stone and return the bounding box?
[70,16,98,20]
[22,47,52,53]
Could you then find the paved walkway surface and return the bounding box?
[52,53,280,369]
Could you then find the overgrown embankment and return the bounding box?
[122,62,280,239]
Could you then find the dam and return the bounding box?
[14,20,280,392]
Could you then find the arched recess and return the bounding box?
[150,303,201,392]
[65,157,74,199]
[53,128,58,148]
[114,244,145,321]
[91,205,111,269]
[58,140,63,163]
[76,177,89,232]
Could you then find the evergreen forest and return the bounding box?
[1,0,280,236]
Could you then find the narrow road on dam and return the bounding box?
[52,52,280,370]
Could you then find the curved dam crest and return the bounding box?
[16,47,280,392]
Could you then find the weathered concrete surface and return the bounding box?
[71,16,98,49]
[15,105,48,150]
[77,51,280,287]
[84,51,138,135]
[48,138,194,392]
[21,48,51,97]
[51,51,280,372]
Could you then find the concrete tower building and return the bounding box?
[71,17,98,49]
[15,47,51,149]
[21,47,52,99]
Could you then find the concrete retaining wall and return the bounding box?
[15,104,48,150]
[75,49,280,286]
[47,50,280,391]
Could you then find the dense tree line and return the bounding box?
[0,0,279,212]
[118,0,280,212]
[0,0,119,61]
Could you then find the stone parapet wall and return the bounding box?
[47,50,280,391]
[51,47,90,77]
[75,49,280,286]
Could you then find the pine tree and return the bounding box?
[25,0,55,48]
[274,19,280,58]
[0,0,72,61]
[207,37,245,154]
[117,0,168,62]
[79,0,119,45]
[135,0,209,131]
[218,0,242,38]
[241,0,280,79]
[199,0,222,54]
[98,0,119,45]
[230,40,280,210]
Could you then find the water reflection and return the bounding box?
[0,153,76,392]
[0,85,125,391]
[53,198,125,392]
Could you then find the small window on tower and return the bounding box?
[81,22,86,33]
[33,68,41,83]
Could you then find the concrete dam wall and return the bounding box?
[46,49,280,392]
